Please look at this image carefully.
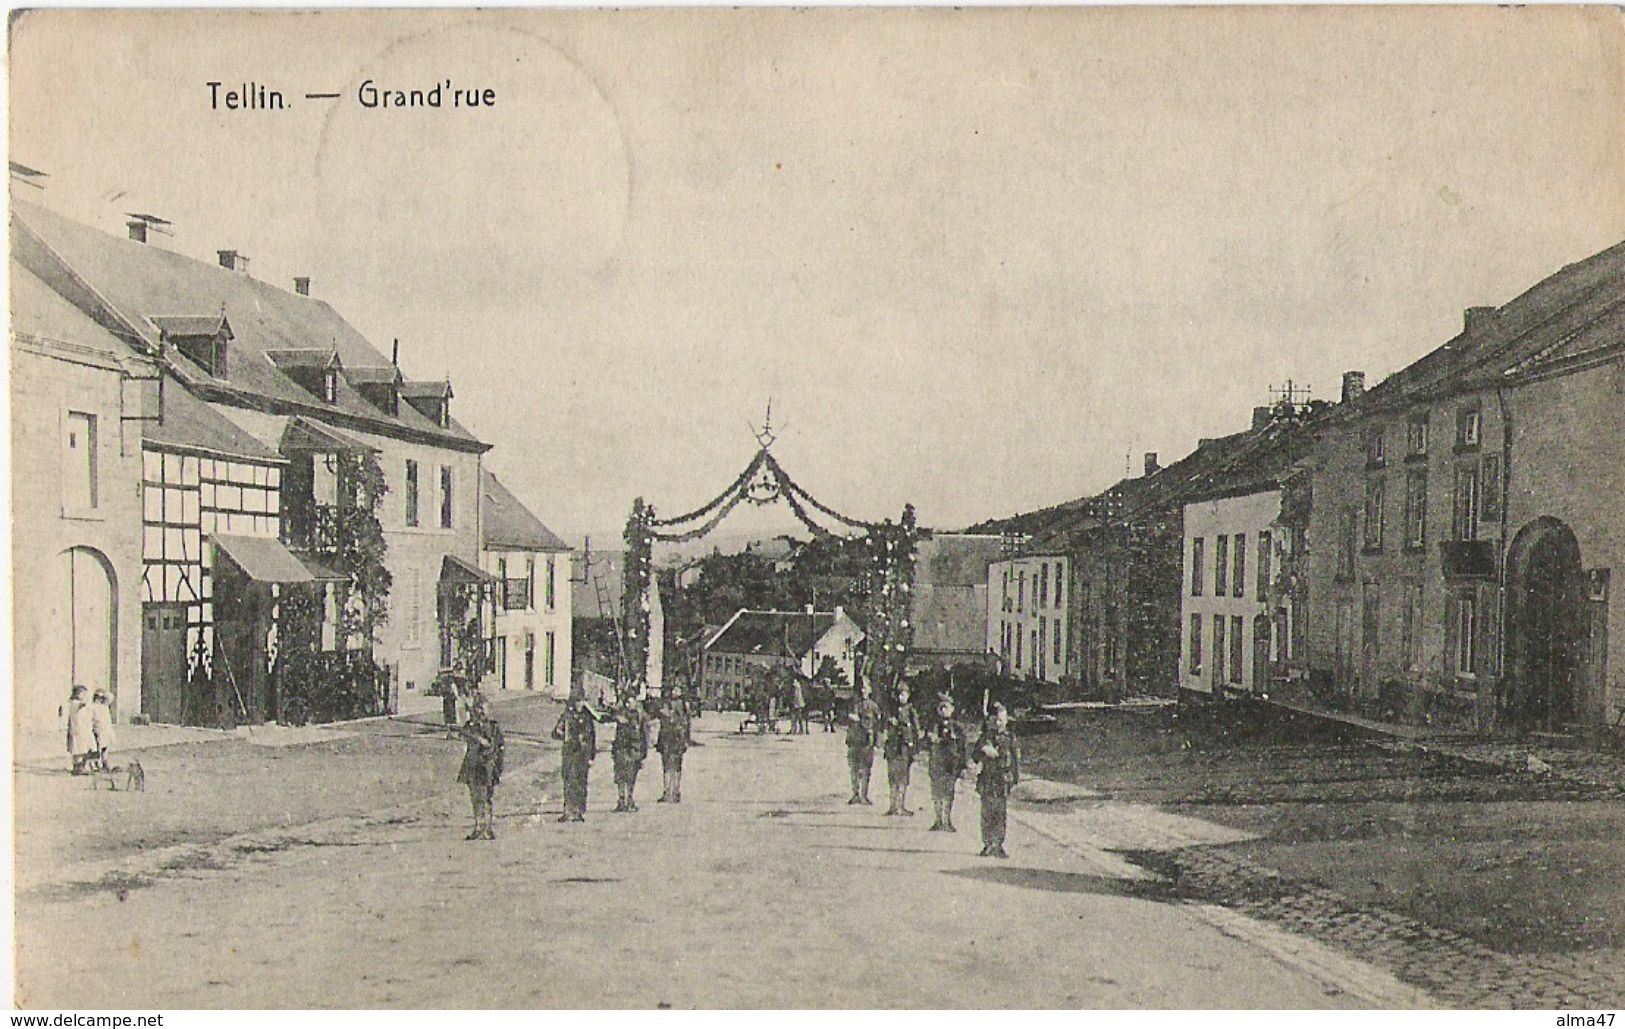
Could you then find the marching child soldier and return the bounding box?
[882,684,922,816]
[611,693,651,812]
[656,694,691,803]
[972,702,1020,858]
[926,692,967,832]
[553,684,598,822]
[845,681,882,805]
[455,693,504,840]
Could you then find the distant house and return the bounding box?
[908,532,1005,672]
[987,550,1070,684]
[700,607,865,708]
[480,470,572,699]
[568,544,664,692]
[1177,411,1320,699]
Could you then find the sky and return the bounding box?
[9,7,1624,541]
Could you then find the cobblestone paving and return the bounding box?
[1123,842,1625,1008]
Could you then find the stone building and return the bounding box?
[1302,240,1623,731]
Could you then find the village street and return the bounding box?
[13,696,1433,1010]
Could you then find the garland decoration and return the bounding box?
[621,445,918,697]
[622,497,656,691]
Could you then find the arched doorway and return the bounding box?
[1505,517,1584,731]
[64,547,118,700]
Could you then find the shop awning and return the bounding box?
[441,553,499,586]
[211,534,319,583]
[296,553,350,584]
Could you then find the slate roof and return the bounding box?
[481,470,570,553]
[705,609,849,658]
[10,257,129,360]
[143,381,285,463]
[914,533,1006,588]
[264,347,340,370]
[1338,239,1625,417]
[11,200,488,453]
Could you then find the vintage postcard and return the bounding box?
[7,6,1624,1012]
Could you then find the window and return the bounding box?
[1407,416,1429,457]
[1053,615,1063,666]
[404,460,419,527]
[526,557,536,611]
[440,465,454,529]
[1452,592,1477,676]
[1191,538,1205,597]
[1039,564,1049,608]
[1481,456,1502,524]
[1212,616,1227,688]
[1366,427,1386,467]
[1404,470,1427,548]
[545,631,556,687]
[1188,614,1203,677]
[323,368,339,404]
[1030,629,1038,673]
[1017,572,1025,613]
[546,555,557,609]
[1363,477,1385,551]
[1015,625,1023,668]
[1457,408,1482,449]
[1257,531,1272,598]
[1232,533,1246,599]
[1403,582,1424,672]
[1053,568,1064,610]
[1038,618,1048,677]
[1215,535,1229,596]
[1229,614,1245,685]
[63,412,99,512]
[1453,465,1480,541]
[1338,507,1358,580]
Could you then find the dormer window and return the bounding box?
[1457,407,1482,449]
[401,379,454,429]
[265,347,343,402]
[153,314,232,379]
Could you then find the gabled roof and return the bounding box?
[344,364,401,385]
[153,314,231,340]
[481,470,570,553]
[10,257,130,361]
[704,608,859,658]
[11,200,488,454]
[401,379,453,399]
[265,347,341,371]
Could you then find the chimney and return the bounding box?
[1143,452,1160,476]
[1464,306,1495,334]
[1253,405,1272,431]
[127,220,148,243]
[805,603,815,615]
[1341,371,1366,404]
[293,276,310,296]
[834,605,844,622]
[391,338,400,367]
[217,250,250,275]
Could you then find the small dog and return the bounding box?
[92,759,145,792]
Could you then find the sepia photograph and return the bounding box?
[6,5,1624,1012]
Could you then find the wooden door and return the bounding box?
[141,603,188,724]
